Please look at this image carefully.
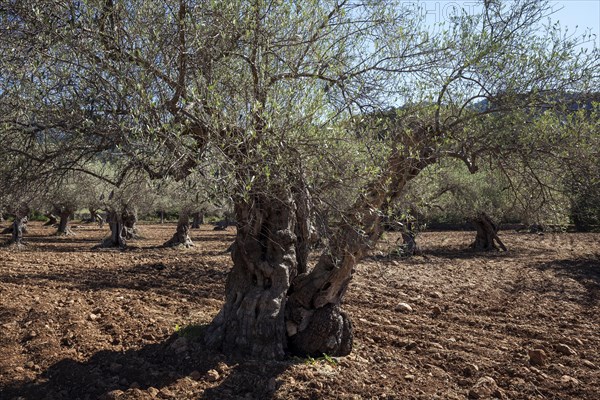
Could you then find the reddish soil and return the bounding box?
[0,222,599,399]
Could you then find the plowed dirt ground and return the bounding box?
[0,221,599,399]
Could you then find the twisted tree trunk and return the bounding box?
[285,148,434,357]
[96,210,126,248]
[56,211,74,235]
[207,133,435,359]
[205,191,299,359]
[398,222,420,257]
[121,208,138,239]
[163,210,194,248]
[470,212,507,251]
[191,211,203,229]
[8,216,28,246]
[285,204,381,357]
[88,207,103,225]
[401,232,419,256]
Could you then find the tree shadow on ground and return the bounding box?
[0,329,292,400]
[0,259,228,300]
[19,236,103,253]
[535,257,600,305]
[375,246,515,261]
[26,236,101,244]
[189,234,235,244]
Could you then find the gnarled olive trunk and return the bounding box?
[396,222,420,257]
[191,211,203,229]
[207,140,434,359]
[121,208,138,239]
[97,210,126,248]
[88,207,104,226]
[56,211,74,235]
[285,214,379,357]
[286,149,435,357]
[205,191,298,359]
[52,204,76,236]
[3,204,30,246]
[400,231,420,256]
[163,211,194,248]
[8,216,28,246]
[470,212,507,251]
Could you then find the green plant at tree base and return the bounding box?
[297,353,339,367]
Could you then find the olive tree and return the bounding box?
[158,172,224,248]
[2,0,598,359]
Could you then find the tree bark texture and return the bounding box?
[56,211,74,235]
[121,208,138,239]
[293,178,316,275]
[163,211,194,248]
[191,211,203,229]
[208,126,436,359]
[470,212,507,251]
[205,191,299,359]
[96,210,126,248]
[313,209,331,248]
[8,216,28,246]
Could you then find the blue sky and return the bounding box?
[407,1,600,48]
[552,0,600,47]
